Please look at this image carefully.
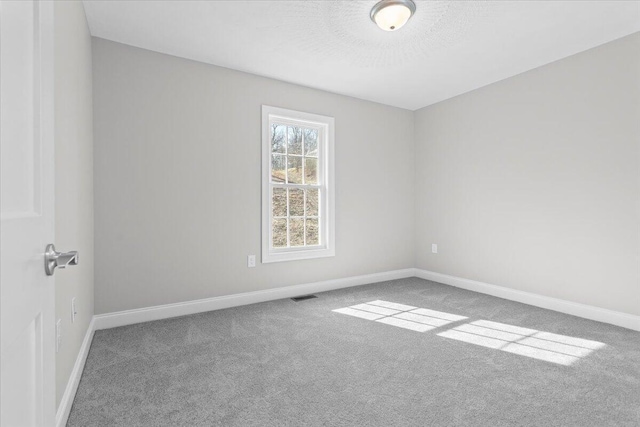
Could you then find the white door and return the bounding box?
[1,0,56,426]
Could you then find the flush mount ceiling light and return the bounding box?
[370,0,416,32]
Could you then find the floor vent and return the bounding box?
[291,295,318,302]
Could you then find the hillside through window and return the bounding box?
[262,106,335,263]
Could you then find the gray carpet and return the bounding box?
[68,278,640,426]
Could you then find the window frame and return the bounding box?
[261,105,335,263]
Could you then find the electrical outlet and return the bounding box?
[71,297,77,323]
[247,255,256,268]
[56,319,62,353]
[432,244,438,254]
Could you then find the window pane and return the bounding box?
[290,218,304,246]
[287,126,302,155]
[272,219,287,248]
[289,188,304,216]
[271,154,286,183]
[304,157,317,185]
[304,128,318,157]
[306,188,318,217]
[306,219,319,245]
[271,124,286,153]
[287,156,302,184]
[272,188,286,217]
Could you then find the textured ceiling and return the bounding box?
[83,0,640,110]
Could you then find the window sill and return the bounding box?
[262,247,335,264]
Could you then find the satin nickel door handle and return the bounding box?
[44,244,79,276]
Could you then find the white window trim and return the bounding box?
[262,105,335,263]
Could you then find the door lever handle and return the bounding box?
[44,244,79,276]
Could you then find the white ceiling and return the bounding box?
[82,0,640,110]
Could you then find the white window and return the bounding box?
[262,105,335,263]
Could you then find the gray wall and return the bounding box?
[92,38,415,314]
[93,32,639,319]
[414,33,640,316]
[54,0,94,407]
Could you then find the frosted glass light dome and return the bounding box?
[370,0,416,32]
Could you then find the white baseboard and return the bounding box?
[415,269,640,332]
[93,269,416,330]
[56,317,95,427]
[92,267,640,333]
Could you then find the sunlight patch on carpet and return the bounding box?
[332,300,467,332]
[333,301,606,366]
[438,320,606,366]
